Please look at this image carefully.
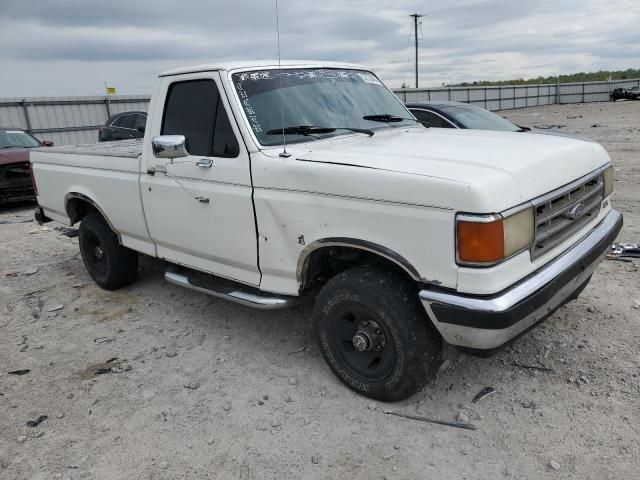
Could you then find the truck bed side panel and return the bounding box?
[31,150,155,256]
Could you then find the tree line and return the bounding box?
[448,68,640,87]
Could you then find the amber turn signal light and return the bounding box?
[457,218,504,263]
[457,208,534,266]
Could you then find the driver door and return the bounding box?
[140,74,260,285]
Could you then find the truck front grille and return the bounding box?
[531,170,604,259]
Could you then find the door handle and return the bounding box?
[196,159,213,168]
[146,166,167,175]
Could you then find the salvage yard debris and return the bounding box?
[512,362,555,373]
[26,415,47,427]
[8,369,31,375]
[384,410,477,431]
[79,358,131,378]
[472,387,497,404]
[608,242,640,259]
[28,226,52,234]
[54,226,79,238]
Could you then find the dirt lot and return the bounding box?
[1,101,639,480]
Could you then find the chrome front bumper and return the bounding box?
[419,210,623,350]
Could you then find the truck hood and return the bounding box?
[0,148,30,166]
[286,126,610,207]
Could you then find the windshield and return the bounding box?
[232,68,415,146]
[0,130,41,148]
[442,106,520,132]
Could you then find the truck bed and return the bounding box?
[36,138,143,158]
[31,137,154,256]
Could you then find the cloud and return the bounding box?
[0,0,638,96]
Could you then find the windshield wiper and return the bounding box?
[266,125,374,137]
[362,114,416,123]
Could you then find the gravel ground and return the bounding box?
[1,101,639,480]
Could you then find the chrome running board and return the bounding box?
[164,269,295,310]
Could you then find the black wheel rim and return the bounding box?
[330,303,397,382]
[85,232,107,275]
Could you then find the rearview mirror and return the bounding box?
[152,135,188,159]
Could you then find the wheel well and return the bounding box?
[66,196,99,225]
[64,193,120,243]
[299,244,421,293]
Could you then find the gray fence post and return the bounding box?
[104,97,111,118]
[20,100,33,133]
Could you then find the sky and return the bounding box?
[0,0,639,97]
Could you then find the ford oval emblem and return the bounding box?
[566,203,585,219]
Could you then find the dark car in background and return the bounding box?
[0,128,53,204]
[407,101,525,131]
[406,101,589,140]
[610,87,640,101]
[98,111,147,142]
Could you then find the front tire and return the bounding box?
[79,212,138,290]
[313,266,442,402]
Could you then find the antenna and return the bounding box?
[275,0,290,158]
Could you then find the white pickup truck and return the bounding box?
[31,61,622,401]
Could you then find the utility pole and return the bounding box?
[410,13,423,88]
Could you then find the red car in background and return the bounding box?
[0,128,53,204]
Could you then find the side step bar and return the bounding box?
[164,269,296,310]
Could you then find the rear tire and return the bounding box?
[313,266,442,402]
[79,212,138,290]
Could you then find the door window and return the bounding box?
[411,109,455,128]
[134,114,147,132]
[161,79,239,157]
[116,114,136,129]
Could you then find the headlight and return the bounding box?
[603,165,614,198]
[456,207,534,266]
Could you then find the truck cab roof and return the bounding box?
[158,60,368,77]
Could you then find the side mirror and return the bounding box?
[42,140,54,147]
[152,135,189,159]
